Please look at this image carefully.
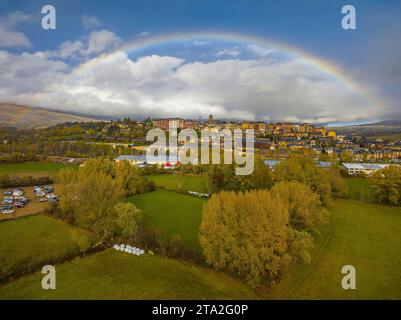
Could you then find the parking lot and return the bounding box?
[0,185,58,221]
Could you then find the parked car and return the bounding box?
[2,198,13,205]
[12,189,23,197]
[3,191,13,196]
[1,209,14,214]
[14,202,25,208]
[0,205,13,211]
[48,195,58,203]
[38,198,48,202]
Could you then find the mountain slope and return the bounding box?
[0,104,97,128]
[329,119,401,135]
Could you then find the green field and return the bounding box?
[147,174,206,193]
[0,215,95,281]
[346,177,375,203]
[130,190,204,251]
[0,249,256,299]
[0,162,77,176]
[267,199,401,299]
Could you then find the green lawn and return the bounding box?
[129,190,204,252]
[0,215,95,281]
[147,174,206,193]
[345,177,374,203]
[267,199,401,299]
[0,249,256,299]
[0,162,77,177]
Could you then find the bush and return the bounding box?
[0,173,53,188]
[372,166,401,206]
[273,158,347,206]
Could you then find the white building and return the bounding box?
[342,163,390,175]
[115,155,167,166]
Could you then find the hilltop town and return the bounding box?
[97,115,401,164]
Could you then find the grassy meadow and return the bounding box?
[0,161,77,177]
[0,249,256,300]
[267,199,401,299]
[345,177,375,203]
[147,174,206,193]
[129,190,205,252]
[0,214,95,282]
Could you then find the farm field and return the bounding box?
[129,190,205,252]
[147,174,207,193]
[0,214,95,282]
[345,177,374,203]
[0,162,77,177]
[267,199,401,299]
[0,249,256,299]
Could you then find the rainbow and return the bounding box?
[65,31,384,112]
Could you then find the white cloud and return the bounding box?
[51,29,122,60]
[81,15,103,31]
[246,44,276,57]
[139,31,151,37]
[0,38,389,122]
[56,40,85,60]
[0,11,34,28]
[193,40,210,46]
[0,50,67,103]
[215,48,241,57]
[86,29,122,56]
[0,27,31,48]
[0,11,33,48]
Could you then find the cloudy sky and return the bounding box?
[0,0,400,123]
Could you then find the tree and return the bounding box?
[115,160,145,196]
[273,158,336,206]
[200,189,313,287]
[271,181,328,234]
[373,165,401,205]
[115,160,155,195]
[324,167,348,199]
[114,202,142,239]
[57,166,124,241]
[79,158,114,177]
[70,229,92,256]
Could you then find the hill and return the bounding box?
[329,119,401,136]
[0,249,256,299]
[0,214,95,282]
[0,104,97,128]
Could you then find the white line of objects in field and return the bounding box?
[113,244,145,256]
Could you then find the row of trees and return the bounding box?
[0,141,142,160]
[202,157,348,205]
[0,173,53,188]
[55,159,154,243]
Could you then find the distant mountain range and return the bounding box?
[328,119,401,135]
[0,104,97,128]
[1,103,401,135]
[360,119,401,126]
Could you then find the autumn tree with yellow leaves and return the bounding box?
[200,189,313,287]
